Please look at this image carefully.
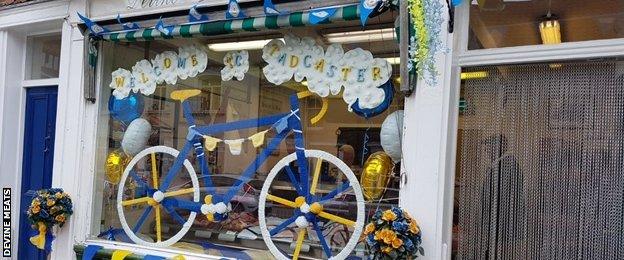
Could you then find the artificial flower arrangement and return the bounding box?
[27,188,73,251]
[365,207,424,259]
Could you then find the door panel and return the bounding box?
[18,86,57,260]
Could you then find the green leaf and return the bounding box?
[418,246,425,255]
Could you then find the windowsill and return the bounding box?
[75,239,232,260]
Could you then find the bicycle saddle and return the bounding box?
[171,89,201,101]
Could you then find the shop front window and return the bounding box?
[92,12,405,259]
[468,0,624,50]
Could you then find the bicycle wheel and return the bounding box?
[258,150,365,260]
[117,146,200,247]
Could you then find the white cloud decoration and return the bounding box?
[221,50,250,81]
[177,45,208,80]
[262,34,392,110]
[152,51,179,85]
[110,68,133,99]
[131,59,158,96]
[109,45,210,100]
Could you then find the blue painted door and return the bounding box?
[18,86,57,260]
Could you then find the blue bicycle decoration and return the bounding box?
[116,89,365,260]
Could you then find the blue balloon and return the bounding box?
[108,93,144,125]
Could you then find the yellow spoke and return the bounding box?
[151,153,159,189]
[122,197,152,206]
[292,228,307,260]
[266,194,297,208]
[310,158,323,195]
[164,188,196,198]
[154,205,162,242]
[317,211,356,227]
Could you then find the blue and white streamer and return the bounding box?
[77,12,109,36]
[226,0,246,19]
[309,7,338,24]
[116,14,140,31]
[359,0,380,26]
[189,5,209,23]
[155,18,174,36]
[263,0,286,16]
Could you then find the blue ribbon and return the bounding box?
[82,245,103,260]
[452,0,462,6]
[201,242,251,259]
[144,255,166,260]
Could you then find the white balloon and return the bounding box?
[380,110,404,162]
[122,118,152,156]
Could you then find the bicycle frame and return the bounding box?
[155,93,311,218]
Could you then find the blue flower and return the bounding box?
[367,234,377,247]
[391,207,403,220]
[404,237,415,252]
[372,210,382,220]
[40,209,49,218]
[392,221,408,233]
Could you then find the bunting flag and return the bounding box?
[309,7,338,24]
[248,130,270,148]
[224,139,245,155]
[116,14,140,31]
[452,0,462,6]
[203,136,222,151]
[188,5,209,23]
[155,18,175,36]
[143,255,166,260]
[77,12,110,35]
[263,0,285,16]
[359,0,380,26]
[226,0,246,19]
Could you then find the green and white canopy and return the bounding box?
[102,4,362,42]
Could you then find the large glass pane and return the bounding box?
[92,11,405,259]
[25,33,61,80]
[468,0,624,50]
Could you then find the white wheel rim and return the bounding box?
[258,150,365,260]
[116,145,200,247]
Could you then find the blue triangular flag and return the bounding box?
[359,0,380,26]
[452,0,462,6]
[226,0,246,19]
[77,12,109,35]
[155,18,174,36]
[309,7,338,25]
[116,14,141,31]
[263,0,285,16]
[189,5,209,23]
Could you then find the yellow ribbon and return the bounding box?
[111,249,132,260]
[171,255,186,260]
[29,222,46,250]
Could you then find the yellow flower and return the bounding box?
[383,230,397,244]
[32,205,40,214]
[391,237,403,249]
[31,199,41,206]
[409,220,420,234]
[382,246,392,253]
[382,210,397,221]
[364,223,376,235]
[55,215,66,223]
[46,199,56,207]
[55,192,63,199]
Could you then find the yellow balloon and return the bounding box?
[105,150,129,184]
[360,152,394,201]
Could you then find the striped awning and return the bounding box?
[102,4,362,42]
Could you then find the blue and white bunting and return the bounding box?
[189,5,209,23]
[226,0,246,19]
[263,0,285,16]
[116,14,141,31]
[309,7,338,24]
[77,12,109,36]
[155,18,174,36]
[452,0,462,6]
[359,0,380,26]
